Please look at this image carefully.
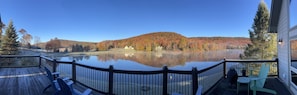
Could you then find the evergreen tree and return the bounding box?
[242,1,277,59]
[0,14,5,48]
[1,20,18,55]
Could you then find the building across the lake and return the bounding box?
[124,46,134,50]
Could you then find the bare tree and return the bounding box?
[34,36,41,48]
[18,28,32,48]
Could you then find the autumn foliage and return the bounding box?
[43,32,250,52]
[96,32,251,52]
[43,38,97,52]
[45,38,61,52]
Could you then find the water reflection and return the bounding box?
[96,50,242,67]
[60,50,242,68]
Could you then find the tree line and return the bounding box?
[44,38,93,52]
[96,32,250,52]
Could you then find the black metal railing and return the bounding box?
[0,55,40,67]
[0,55,279,95]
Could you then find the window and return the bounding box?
[292,71,297,86]
[291,40,297,68]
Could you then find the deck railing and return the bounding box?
[0,55,279,95]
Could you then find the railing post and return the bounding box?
[72,60,77,83]
[53,59,57,72]
[192,67,198,95]
[39,56,42,68]
[223,58,227,78]
[163,66,168,95]
[276,58,279,78]
[108,65,114,95]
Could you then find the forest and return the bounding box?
[96,32,250,52]
[42,32,250,52]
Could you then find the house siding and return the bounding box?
[277,0,290,87]
[278,0,297,94]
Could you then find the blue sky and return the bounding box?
[0,0,275,42]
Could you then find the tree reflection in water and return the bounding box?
[93,50,243,67]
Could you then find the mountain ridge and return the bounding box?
[97,32,251,51]
[39,32,250,52]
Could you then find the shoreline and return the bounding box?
[19,48,243,58]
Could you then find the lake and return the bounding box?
[56,49,243,70]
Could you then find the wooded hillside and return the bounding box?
[97,32,251,52]
[39,32,250,52]
[38,39,97,51]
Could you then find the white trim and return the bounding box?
[0,72,45,79]
[287,0,292,88]
[291,82,297,88]
[291,66,297,73]
[291,80,297,94]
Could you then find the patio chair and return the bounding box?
[249,63,277,95]
[57,78,92,95]
[43,67,70,94]
[171,85,203,95]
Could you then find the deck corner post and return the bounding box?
[72,60,77,83]
[53,59,57,72]
[276,58,279,78]
[108,65,114,95]
[192,67,198,95]
[38,56,42,68]
[163,66,168,95]
[223,58,227,78]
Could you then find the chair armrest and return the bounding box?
[52,72,60,75]
[249,77,266,81]
[81,89,92,95]
[66,81,74,86]
[62,77,70,81]
[52,72,60,77]
[53,77,70,83]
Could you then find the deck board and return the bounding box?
[0,67,54,95]
[207,77,292,95]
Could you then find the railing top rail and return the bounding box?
[225,59,277,62]
[0,55,40,58]
[113,69,164,74]
[56,60,73,64]
[40,56,54,61]
[74,63,110,71]
[198,60,224,73]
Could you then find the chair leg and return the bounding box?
[237,82,240,94]
[43,84,52,93]
[54,91,60,95]
[253,90,256,95]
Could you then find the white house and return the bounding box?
[269,0,297,94]
[124,46,134,50]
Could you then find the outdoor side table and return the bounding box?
[237,77,250,95]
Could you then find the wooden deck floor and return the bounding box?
[207,77,292,95]
[0,67,55,95]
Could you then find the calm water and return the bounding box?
[57,50,243,70]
